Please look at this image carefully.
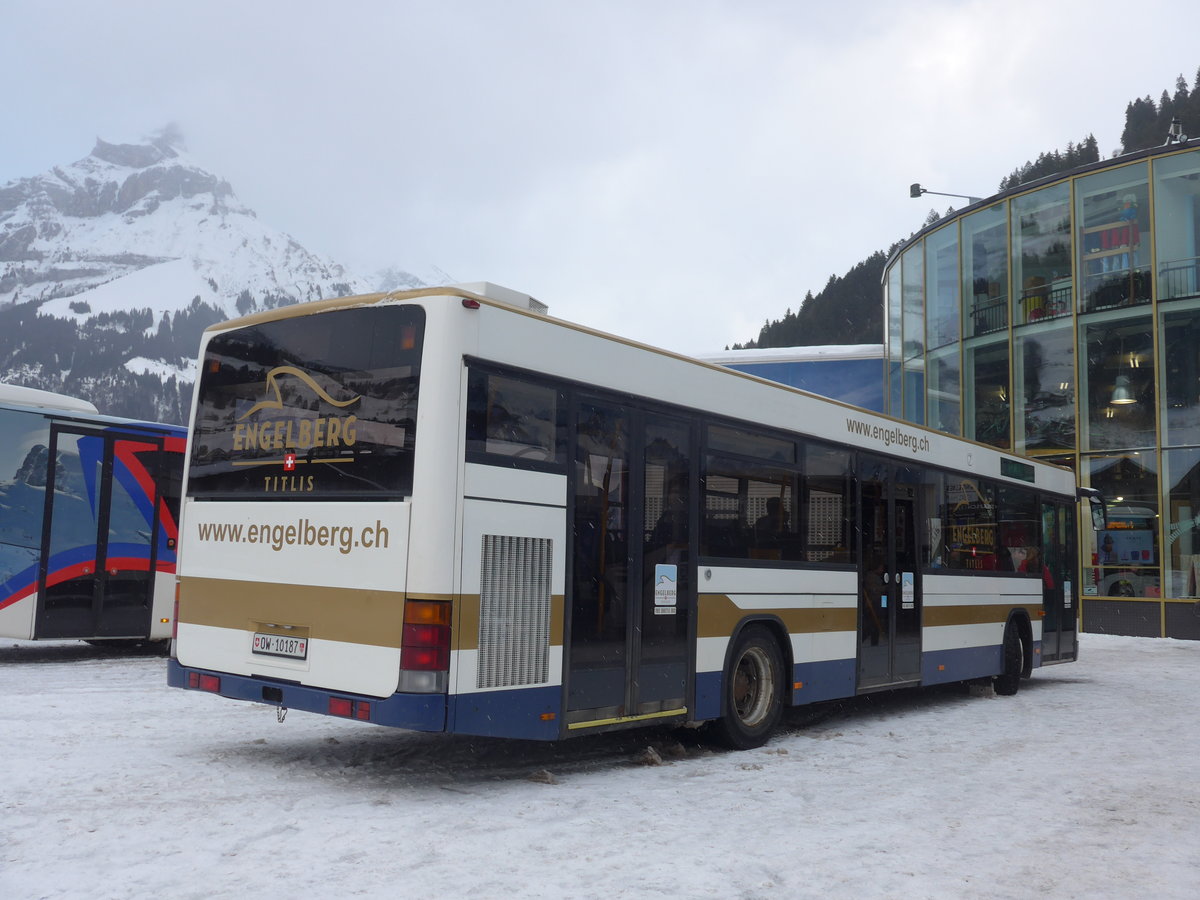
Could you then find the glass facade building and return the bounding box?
[886,139,1200,639]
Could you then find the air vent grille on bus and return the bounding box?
[477,535,552,689]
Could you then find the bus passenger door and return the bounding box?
[858,458,922,690]
[1040,500,1077,662]
[566,401,692,727]
[35,428,162,640]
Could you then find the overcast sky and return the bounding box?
[3,0,1199,354]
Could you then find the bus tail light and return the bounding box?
[401,600,451,672]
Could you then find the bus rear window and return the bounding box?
[188,305,425,499]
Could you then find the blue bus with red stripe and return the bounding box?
[0,384,185,647]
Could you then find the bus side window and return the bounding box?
[466,368,565,468]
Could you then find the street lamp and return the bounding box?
[910,183,981,204]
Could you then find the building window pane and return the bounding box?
[1081,316,1155,451]
[1076,163,1151,313]
[961,204,1008,338]
[1012,184,1072,325]
[965,338,1010,449]
[925,224,960,351]
[1153,148,1200,303]
[1161,300,1200,445]
[1164,448,1200,598]
[902,243,925,361]
[926,345,961,436]
[1015,323,1075,452]
[1083,453,1160,599]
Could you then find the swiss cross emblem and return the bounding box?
[283,452,296,471]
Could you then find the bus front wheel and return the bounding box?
[711,625,784,750]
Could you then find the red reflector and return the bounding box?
[354,701,371,721]
[199,674,220,693]
[329,697,353,718]
[187,672,200,688]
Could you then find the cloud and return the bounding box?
[4,0,1199,354]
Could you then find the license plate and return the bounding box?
[252,632,308,660]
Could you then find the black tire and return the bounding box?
[711,625,784,750]
[994,622,1023,696]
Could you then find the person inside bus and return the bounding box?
[1019,544,1055,590]
[754,497,789,539]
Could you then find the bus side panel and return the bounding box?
[450,467,566,740]
[921,573,1041,685]
[0,406,49,640]
[148,436,185,640]
[0,592,37,640]
[695,566,858,720]
[177,499,411,698]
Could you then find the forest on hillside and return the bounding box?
[733,67,1200,350]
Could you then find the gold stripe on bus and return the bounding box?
[179,576,407,649]
[454,593,565,652]
[697,593,856,639]
[923,604,1041,627]
[567,708,688,730]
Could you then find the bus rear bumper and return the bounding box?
[167,659,447,731]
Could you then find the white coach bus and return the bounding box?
[168,284,1100,748]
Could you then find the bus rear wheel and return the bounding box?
[994,623,1024,696]
[711,625,784,750]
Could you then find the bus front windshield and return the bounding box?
[188,304,425,500]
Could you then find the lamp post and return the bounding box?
[910,183,982,204]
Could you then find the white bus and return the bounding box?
[0,384,185,647]
[169,284,1100,748]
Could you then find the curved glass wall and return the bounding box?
[925,225,960,434]
[883,143,1200,639]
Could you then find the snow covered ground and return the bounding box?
[2,633,1197,899]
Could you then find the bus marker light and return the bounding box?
[462,298,481,310]
[540,713,556,721]
[794,682,803,690]
[937,664,945,672]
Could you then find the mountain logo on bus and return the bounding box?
[232,366,361,453]
[238,366,361,420]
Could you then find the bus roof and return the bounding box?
[0,383,100,413]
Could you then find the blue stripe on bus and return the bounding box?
[166,660,447,732]
[448,686,563,741]
[921,644,1003,685]
[792,658,858,702]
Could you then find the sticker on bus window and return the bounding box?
[654,564,677,610]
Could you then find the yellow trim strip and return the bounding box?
[567,708,688,730]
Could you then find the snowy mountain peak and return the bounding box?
[0,132,422,423]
